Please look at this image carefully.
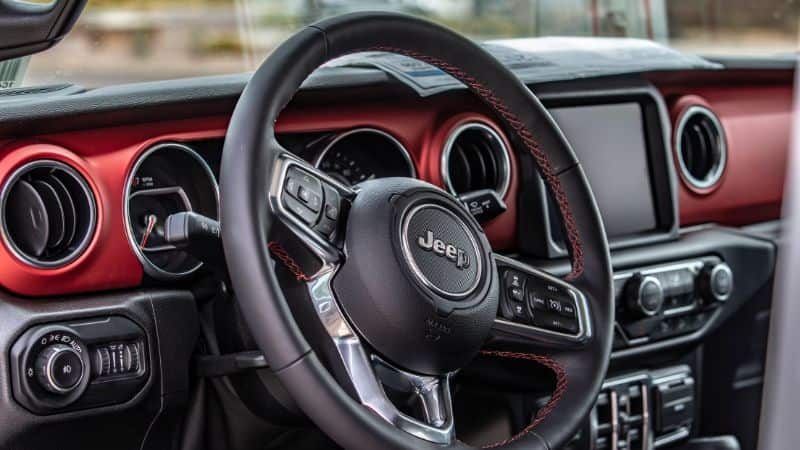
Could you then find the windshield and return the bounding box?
[13,0,800,88]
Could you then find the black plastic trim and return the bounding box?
[0,289,198,450]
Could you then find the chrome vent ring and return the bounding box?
[441,122,511,198]
[0,160,97,268]
[675,106,727,190]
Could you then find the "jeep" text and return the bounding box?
[417,230,470,269]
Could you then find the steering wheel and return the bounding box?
[220,12,613,450]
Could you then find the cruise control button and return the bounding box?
[532,310,579,334]
[325,203,339,220]
[561,302,577,318]
[287,166,323,204]
[508,286,525,302]
[314,216,336,238]
[285,176,300,197]
[298,186,322,212]
[504,270,525,290]
[282,193,319,225]
[509,301,529,322]
[322,185,341,220]
[528,291,548,311]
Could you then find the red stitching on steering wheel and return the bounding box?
[268,241,312,282]
[363,46,584,281]
[478,350,568,447]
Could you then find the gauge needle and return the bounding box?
[140,214,157,250]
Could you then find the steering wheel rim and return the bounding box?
[220,11,613,450]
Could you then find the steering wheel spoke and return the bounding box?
[268,150,354,270]
[493,254,593,348]
[305,271,456,445]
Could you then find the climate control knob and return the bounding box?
[625,275,664,317]
[699,262,733,303]
[34,343,84,395]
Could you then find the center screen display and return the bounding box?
[549,102,657,238]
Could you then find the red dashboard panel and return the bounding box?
[0,96,518,297]
[659,82,792,226]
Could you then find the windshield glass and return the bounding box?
[13,0,800,88]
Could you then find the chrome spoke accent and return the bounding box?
[493,254,592,346]
[306,272,456,444]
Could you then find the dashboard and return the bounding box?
[0,64,790,450]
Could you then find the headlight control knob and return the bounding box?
[34,343,85,395]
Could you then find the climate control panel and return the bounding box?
[613,256,733,348]
[10,316,148,414]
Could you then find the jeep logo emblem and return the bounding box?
[417,230,470,269]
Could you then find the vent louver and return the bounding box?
[1,160,96,268]
[676,106,726,190]
[442,123,510,197]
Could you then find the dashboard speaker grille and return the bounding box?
[1,160,96,268]
[676,106,726,190]
[442,123,510,197]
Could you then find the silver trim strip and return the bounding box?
[654,427,690,448]
[123,142,219,280]
[306,271,455,444]
[440,122,511,198]
[0,159,97,269]
[674,105,727,190]
[271,156,454,444]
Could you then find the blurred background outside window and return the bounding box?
[4,0,798,88]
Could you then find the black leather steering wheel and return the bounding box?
[220,12,613,450]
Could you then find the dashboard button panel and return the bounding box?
[10,316,148,415]
[613,257,733,349]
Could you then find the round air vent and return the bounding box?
[441,122,510,197]
[675,106,727,190]
[1,160,96,268]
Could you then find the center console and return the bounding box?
[589,365,695,450]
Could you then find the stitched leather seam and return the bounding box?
[268,241,312,282]
[478,350,568,447]
[360,45,584,280]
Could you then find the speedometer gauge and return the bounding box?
[124,142,218,279]
[315,128,416,186]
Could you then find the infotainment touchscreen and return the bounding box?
[549,102,657,238]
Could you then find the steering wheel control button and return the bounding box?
[283,194,319,225]
[401,204,482,300]
[505,270,525,289]
[298,186,322,212]
[311,184,342,240]
[531,311,579,334]
[508,286,525,302]
[35,344,84,394]
[284,176,300,197]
